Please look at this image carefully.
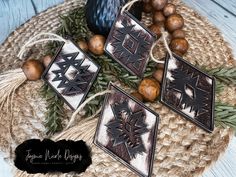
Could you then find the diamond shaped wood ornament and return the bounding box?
[160,54,215,132]
[94,83,159,177]
[104,11,156,78]
[43,41,100,110]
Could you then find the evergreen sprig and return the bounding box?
[207,67,236,86]
[41,84,65,136]
[215,103,236,131]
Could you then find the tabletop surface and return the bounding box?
[0,0,235,176]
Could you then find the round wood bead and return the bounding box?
[149,24,162,38]
[131,92,144,102]
[138,78,160,102]
[170,38,189,55]
[22,59,44,81]
[78,40,89,52]
[172,29,185,39]
[88,35,105,55]
[163,3,176,17]
[151,0,168,10]
[153,69,164,83]
[165,14,184,32]
[153,11,165,24]
[42,55,53,67]
[143,2,153,13]
[156,63,165,69]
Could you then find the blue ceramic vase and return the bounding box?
[85,0,143,36]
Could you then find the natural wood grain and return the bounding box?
[183,0,236,56]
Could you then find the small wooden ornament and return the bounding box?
[160,54,215,132]
[43,40,100,110]
[105,11,156,77]
[94,83,159,177]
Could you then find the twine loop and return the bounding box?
[121,0,140,14]
[17,32,68,60]
[150,28,174,64]
[65,90,114,130]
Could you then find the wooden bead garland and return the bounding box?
[136,0,189,102]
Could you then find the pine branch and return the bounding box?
[41,84,65,136]
[207,67,236,86]
[215,102,236,131]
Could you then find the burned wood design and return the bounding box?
[42,40,100,110]
[160,54,215,132]
[94,83,159,177]
[105,11,156,78]
[106,100,148,160]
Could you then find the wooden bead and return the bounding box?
[148,24,162,38]
[22,59,44,81]
[78,40,89,52]
[131,92,144,102]
[172,29,185,39]
[163,3,176,17]
[165,14,184,32]
[156,63,165,69]
[151,0,168,10]
[138,78,160,102]
[153,69,164,83]
[170,38,189,55]
[153,11,165,24]
[88,35,105,55]
[143,2,153,13]
[42,55,53,68]
[172,50,184,56]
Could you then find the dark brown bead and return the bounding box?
[172,29,185,39]
[156,63,165,69]
[42,55,53,68]
[143,2,153,13]
[165,14,184,32]
[153,11,166,24]
[78,40,89,52]
[170,38,189,55]
[163,3,176,17]
[151,0,168,10]
[153,69,164,83]
[131,92,144,102]
[148,24,162,38]
[138,78,160,102]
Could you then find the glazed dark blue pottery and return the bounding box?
[85,0,143,36]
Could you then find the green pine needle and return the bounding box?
[215,103,236,131]
[41,84,65,136]
[207,67,236,86]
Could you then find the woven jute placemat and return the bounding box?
[0,0,235,176]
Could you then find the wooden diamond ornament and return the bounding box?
[105,11,156,78]
[160,54,215,132]
[94,83,159,177]
[43,40,100,110]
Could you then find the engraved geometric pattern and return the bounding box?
[52,52,92,96]
[105,12,156,77]
[106,100,148,159]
